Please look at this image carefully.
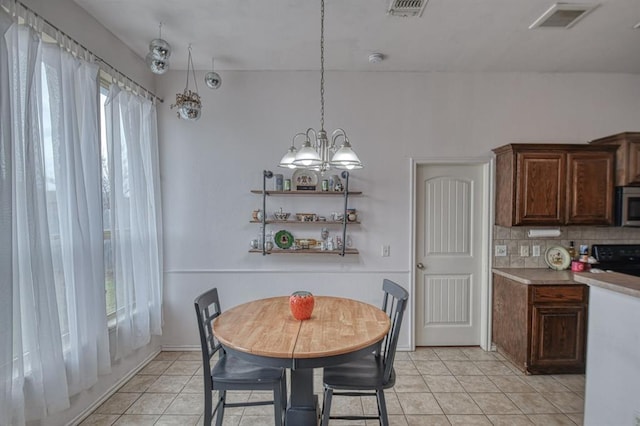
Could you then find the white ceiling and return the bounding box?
[73,0,640,73]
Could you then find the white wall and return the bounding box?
[584,286,640,426]
[158,70,640,350]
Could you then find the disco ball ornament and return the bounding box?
[179,100,202,121]
[171,89,202,121]
[148,38,171,61]
[145,52,169,75]
[204,71,222,89]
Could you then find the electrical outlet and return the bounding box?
[495,245,507,257]
[532,245,541,257]
[382,245,390,257]
[520,245,530,257]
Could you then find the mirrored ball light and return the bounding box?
[146,52,169,75]
[204,71,222,89]
[148,38,171,60]
[179,101,202,121]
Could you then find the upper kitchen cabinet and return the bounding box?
[493,144,616,226]
[590,132,640,186]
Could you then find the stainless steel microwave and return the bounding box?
[615,187,640,226]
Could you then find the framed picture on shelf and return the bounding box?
[292,169,318,191]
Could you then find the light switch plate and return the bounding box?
[495,245,507,257]
[520,245,530,257]
[532,245,541,257]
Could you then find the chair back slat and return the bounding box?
[194,288,224,388]
[380,279,409,383]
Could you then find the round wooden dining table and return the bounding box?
[212,295,390,425]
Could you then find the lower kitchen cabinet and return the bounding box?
[492,274,588,374]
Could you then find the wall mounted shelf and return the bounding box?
[250,190,362,196]
[249,248,359,255]
[251,170,360,256]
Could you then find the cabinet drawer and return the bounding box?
[531,286,586,303]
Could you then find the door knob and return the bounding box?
[416,263,425,269]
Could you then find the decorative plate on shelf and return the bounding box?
[544,246,571,270]
[292,169,318,190]
[274,230,294,249]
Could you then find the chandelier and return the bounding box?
[170,45,202,121]
[278,0,363,172]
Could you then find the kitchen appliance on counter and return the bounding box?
[591,244,640,277]
[614,187,640,226]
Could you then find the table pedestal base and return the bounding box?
[286,397,319,425]
[287,368,320,425]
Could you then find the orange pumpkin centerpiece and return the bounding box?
[289,291,315,320]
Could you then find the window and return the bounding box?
[99,85,116,319]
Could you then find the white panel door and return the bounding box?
[416,164,484,346]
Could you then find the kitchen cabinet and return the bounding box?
[493,144,616,226]
[590,132,640,186]
[492,273,588,374]
[250,170,360,256]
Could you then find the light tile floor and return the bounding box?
[80,347,584,426]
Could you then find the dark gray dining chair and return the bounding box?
[320,279,409,426]
[194,288,287,426]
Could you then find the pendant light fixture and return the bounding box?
[278,0,363,172]
[146,22,171,75]
[170,45,202,121]
[204,57,222,89]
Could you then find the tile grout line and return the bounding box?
[85,349,583,425]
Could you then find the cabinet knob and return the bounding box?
[416,263,425,269]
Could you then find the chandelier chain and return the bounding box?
[278,0,362,171]
[320,0,325,131]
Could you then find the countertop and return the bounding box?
[493,267,640,298]
[573,271,640,299]
[492,268,579,284]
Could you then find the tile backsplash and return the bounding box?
[493,225,640,268]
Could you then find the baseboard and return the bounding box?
[68,348,161,426]
[160,344,201,351]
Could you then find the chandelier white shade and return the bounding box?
[329,131,363,170]
[278,0,363,172]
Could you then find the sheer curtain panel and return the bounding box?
[106,85,163,360]
[41,42,111,395]
[1,6,110,424]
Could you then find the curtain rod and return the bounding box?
[4,0,164,103]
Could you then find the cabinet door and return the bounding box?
[566,151,614,225]
[530,304,586,374]
[515,152,565,225]
[627,139,640,185]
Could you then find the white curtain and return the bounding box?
[0,6,110,424]
[40,42,111,394]
[106,85,163,360]
[0,9,13,422]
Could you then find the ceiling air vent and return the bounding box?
[529,3,599,29]
[387,0,429,17]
